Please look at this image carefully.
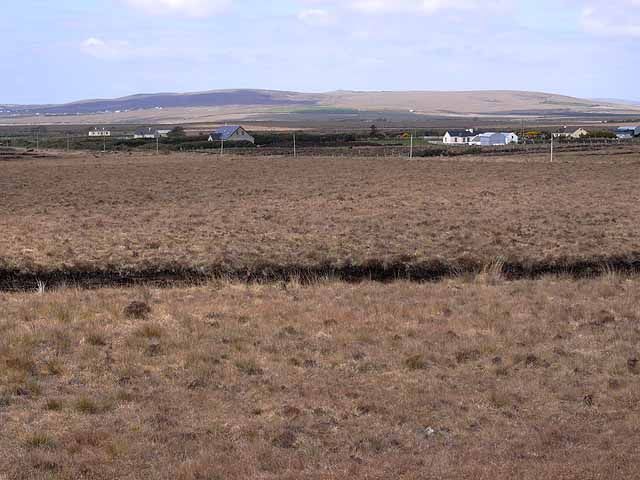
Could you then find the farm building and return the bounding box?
[443,129,475,144]
[616,126,640,139]
[552,127,589,139]
[470,132,519,146]
[88,127,111,137]
[208,126,255,144]
[134,128,170,139]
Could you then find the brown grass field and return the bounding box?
[1,147,640,275]
[1,275,639,479]
[2,147,640,478]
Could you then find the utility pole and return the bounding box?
[156,135,159,154]
[293,132,297,157]
[409,133,414,159]
[35,130,39,151]
[550,135,554,163]
[103,136,107,153]
[220,138,224,157]
[67,134,70,152]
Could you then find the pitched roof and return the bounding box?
[211,125,242,140]
[135,127,156,135]
[446,129,474,137]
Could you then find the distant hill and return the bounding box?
[2,89,639,124]
[592,98,640,107]
[0,90,320,116]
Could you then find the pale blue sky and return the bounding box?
[2,0,639,104]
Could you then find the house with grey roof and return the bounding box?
[443,129,475,144]
[208,126,255,144]
[616,126,640,139]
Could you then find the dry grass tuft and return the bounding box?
[404,354,428,370]
[124,301,151,320]
[74,397,104,415]
[25,434,56,450]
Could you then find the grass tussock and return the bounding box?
[124,301,151,320]
[25,433,56,449]
[0,278,639,478]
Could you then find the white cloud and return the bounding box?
[298,0,506,17]
[298,9,335,26]
[81,38,130,60]
[581,1,640,38]
[80,37,173,61]
[122,0,232,17]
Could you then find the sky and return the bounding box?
[1,0,639,104]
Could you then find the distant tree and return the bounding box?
[369,124,379,138]
[168,126,186,139]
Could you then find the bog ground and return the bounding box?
[1,277,639,479]
[1,148,639,479]
[1,147,640,277]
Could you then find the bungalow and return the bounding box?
[208,125,255,144]
[616,126,640,139]
[88,127,111,137]
[470,132,519,146]
[443,129,475,144]
[133,127,170,139]
[553,127,589,139]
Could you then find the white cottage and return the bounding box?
[88,127,111,137]
[443,129,475,144]
[553,127,589,139]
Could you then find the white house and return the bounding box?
[616,126,640,139]
[553,127,589,139]
[208,125,255,144]
[88,127,111,137]
[502,132,519,144]
[133,127,170,139]
[470,132,519,146]
[443,129,475,144]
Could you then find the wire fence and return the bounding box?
[0,133,638,158]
